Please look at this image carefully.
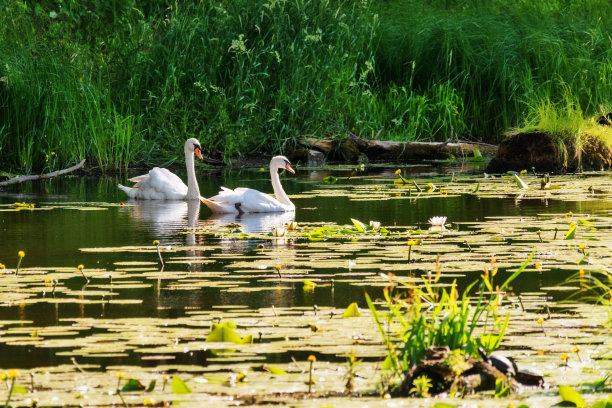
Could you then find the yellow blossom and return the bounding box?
[18,251,25,258]
[0,263,5,269]
[394,169,401,175]
[144,398,156,406]
[77,264,84,270]
[116,371,125,379]
[8,369,19,378]
[307,355,316,362]
[561,353,568,361]
[275,264,282,271]
[572,345,580,353]
[153,240,159,245]
[537,350,544,356]
[537,317,543,325]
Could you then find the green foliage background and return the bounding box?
[0,0,610,172]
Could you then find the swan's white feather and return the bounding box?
[205,187,293,213]
[119,168,188,200]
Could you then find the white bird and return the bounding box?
[201,156,295,214]
[118,138,203,200]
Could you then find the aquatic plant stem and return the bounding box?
[15,251,24,275]
[117,389,128,408]
[154,240,164,267]
[4,377,15,408]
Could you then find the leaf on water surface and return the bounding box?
[565,225,577,240]
[343,302,361,318]
[12,386,28,394]
[146,379,156,392]
[513,174,529,189]
[558,385,587,407]
[206,321,252,345]
[350,218,367,232]
[171,375,193,394]
[122,378,146,391]
[254,364,288,375]
[322,176,337,184]
[433,403,458,408]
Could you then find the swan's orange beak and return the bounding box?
[285,163,295,174]
[194,146,203,160]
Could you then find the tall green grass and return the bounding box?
[0,0,611,172]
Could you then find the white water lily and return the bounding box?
[287,221,297,230]
[428,216,447,232]
[273,227,287,237]
[369,220,381,231]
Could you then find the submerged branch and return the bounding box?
[0,159,86,187]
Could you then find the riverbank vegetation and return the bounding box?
[1,0,611,173]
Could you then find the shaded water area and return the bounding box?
[0,163,611,406]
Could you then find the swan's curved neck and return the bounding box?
[271,166,292,207]
[185,147,200,200]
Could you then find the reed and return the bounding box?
[0,0,610,172]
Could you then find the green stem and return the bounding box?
[5,377,15,408]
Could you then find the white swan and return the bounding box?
[118,138,203,200]
[201,155,295,214]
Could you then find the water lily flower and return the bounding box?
[273,227,286,237]
[287,221,297,230]
[369,220,380,231]
[428,216,447,232]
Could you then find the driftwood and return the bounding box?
[299,135,497,162]
[0,159,86,187]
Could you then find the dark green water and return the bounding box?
[0,164,605,369]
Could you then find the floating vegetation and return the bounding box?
[1,172,612,406]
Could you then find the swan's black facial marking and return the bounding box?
[283,160,295,174]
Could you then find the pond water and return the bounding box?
[0,163,610,406]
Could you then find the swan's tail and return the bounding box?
[118,183,133,197]
[200,196,238,214]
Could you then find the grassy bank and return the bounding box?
[0,0,610,173]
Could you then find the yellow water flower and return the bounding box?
[407,240,416,246]
[116,371,125,379]
[395,169,401,175]
[143,398,156,406]
[537,317,543,325]
[0,372,6,381]
[77,264,84,270]
[537,350,544,356]
[153,240,159,245]
[307,355,317,362]
[8,369,19,378]
[572,345,580,353]
[275,264,282,271]
[18,251,25,258]
[0,263,5,269]
[561,353,568,361]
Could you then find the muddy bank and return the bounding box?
[486,131,612,173]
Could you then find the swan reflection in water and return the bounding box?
[125,199,201,246]
[201,211,295,234]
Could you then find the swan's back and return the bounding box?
[119,168,188,200]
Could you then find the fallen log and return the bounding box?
[0,159,86,187]
[299,135,497,162]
